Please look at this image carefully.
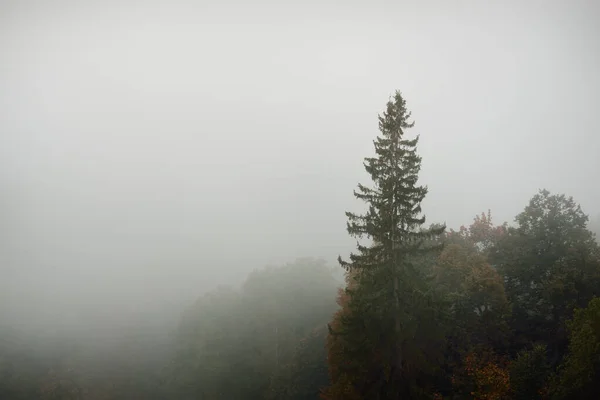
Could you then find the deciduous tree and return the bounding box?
[490,190,600,361]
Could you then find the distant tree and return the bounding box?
[39,370,82,400]
[267,326,330,400]
[324,91,446,399]
[169,258,339,400]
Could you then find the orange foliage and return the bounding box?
[446,210,506,254]
[454,352,510,400]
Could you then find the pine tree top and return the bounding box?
[340,90,445,272]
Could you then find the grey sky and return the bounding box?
[1,0,599,327]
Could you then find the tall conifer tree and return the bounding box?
[326,91,445,399]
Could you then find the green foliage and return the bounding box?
[436,242,510,352]
[327,90,446,399]
[490,190,600,357]
[549,297,600,399]
[509,344,550,400]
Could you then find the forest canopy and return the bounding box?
[1,91,599,400]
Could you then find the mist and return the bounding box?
[1,1,599,398]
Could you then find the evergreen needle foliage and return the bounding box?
[325,91,446,399]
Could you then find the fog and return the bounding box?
[1,0,599,335]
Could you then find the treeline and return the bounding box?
[1,90,600,399]
[162,199,600,399]
[323,198,600,399]
[0,259,342,399]
[318,91,600,400]
[167,91,600,399]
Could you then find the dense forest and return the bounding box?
[2,91,600,399]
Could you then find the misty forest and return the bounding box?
[2,2,600,400]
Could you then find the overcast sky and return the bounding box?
[1,0,599,327]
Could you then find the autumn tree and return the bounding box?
[458,352,511,400]
[435,212,510,398]
[324,91,446,399]
[446,210,507,256]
